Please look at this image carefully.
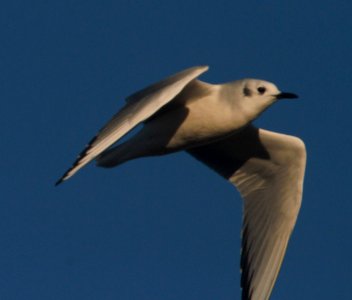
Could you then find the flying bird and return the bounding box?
[56,66,306,300]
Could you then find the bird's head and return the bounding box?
[238,79,298,119]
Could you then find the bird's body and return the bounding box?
[97,80,229,166]
[56,66,306,300]
[97,78,278,167]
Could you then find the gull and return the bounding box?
[56,66,306,300]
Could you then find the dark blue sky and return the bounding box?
[2,1,351,299]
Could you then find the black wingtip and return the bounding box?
[55,177,64,186]
[55,171,69,186]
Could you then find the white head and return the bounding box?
[235,79,298,120]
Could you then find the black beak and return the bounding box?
[276,92,298,99]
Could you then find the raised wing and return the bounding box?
[56,65,209,185]
[187,126,306,300]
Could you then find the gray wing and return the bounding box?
[56,65,209,185]
[187,126,306,300]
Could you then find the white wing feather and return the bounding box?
[56,65,208,184]
[188,126,306,300]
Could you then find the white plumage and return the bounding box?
[57,66,306,300]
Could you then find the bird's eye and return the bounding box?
[257,87,266,94]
